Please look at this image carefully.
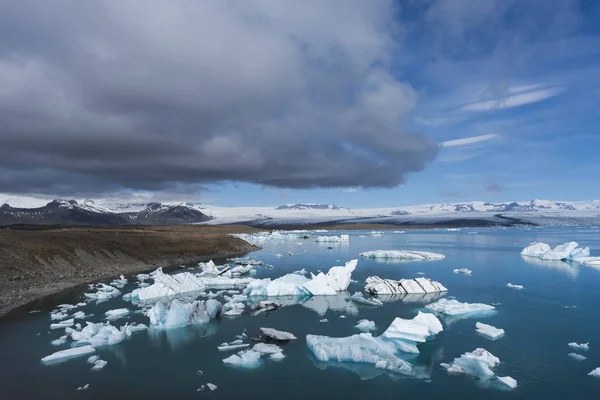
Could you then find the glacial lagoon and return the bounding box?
[1,226,600,399]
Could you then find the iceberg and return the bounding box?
[426,298,496,318]
[50,319,74,329]
[147,299,221,329]
[589,368,600,378]
[136,268,206,301]
[66,321,147,347]
[105,308,129,320]
[569,353,587,361]
[453,268,472,276]
[110,275,128,289]
[506,283,524,290]
[521,241,592,261]
[314,235,349,243]
[302,259,357,295]
[223,350,262,368]
[475,322,505,340]
[360,250,445,261]
[355,319,377,332]
[50,310,69,321]
[229,257,264,266]
[260,327,297,341]
[568,342,589,350]
[441,348,517,389]
[364,276,447,295]
[41,345,96,363]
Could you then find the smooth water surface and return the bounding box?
[1,227,600,399]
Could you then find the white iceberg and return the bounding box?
[360,250,445,261]
[147,299,221,329]
[568,342,589,350]
[223,350,262,368]
[41,345,96,363]
[507,283,524,290]
[51,335,68,346]
[90,359,107,371]
[426,298,495,317]
[475,322,505,340]
[569,353,587,361]
[302,260,357,295]
[218,343,250,351]
[50,310,69,321]
[522,241,590,261]
[314,235,349,243]
[364,276,447,295]
[355,319,377,332]
[110,275,128,289]
[66,321,147,347]
[229,257,264,266]
[105,308,129,320]
[441,348,517,389]
[589,367,600,378]
[136,268,206,301]
[453,268,472,276]
[260,327,297,341]
[84,284,121,301]
[50,319,74,329]
[270,352,285,360]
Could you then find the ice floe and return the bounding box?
[77,384,90,391]
[506,283,524,290]
[453,268,472,276]
[66,321,147,347]
[364,276,447,295]
[569,353,587,361]
[521,241,600,267]
[475,322,505,340]
[136,268,206,301]
[314,235,349,243]
[260,327,296,341]
[85,283,121,302]
[426,298,495,318]
[147,299,221,329]
[441,348,517,389]
[589,368,600,378]
[229,257,264,266]
[568,342,589,350]
[90,359,107,371]
[355,319,376,332]
[218,342,250,351]
[105,308,129,320]
[51,335,68,346]
[360,250,445,261]
[41,345,96,363]
[223,343,284,369]
[50,319,74,329]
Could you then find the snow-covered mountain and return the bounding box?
[2,197,600,226]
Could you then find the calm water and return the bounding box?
[1,227,600,399]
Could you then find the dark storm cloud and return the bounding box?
[0,1,438,196]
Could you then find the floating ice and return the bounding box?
[87,355,99,364]
[50,311,69,321]
[51,335,68,346]
[475,322,505,340]
[90,359,107,371]
[507,283,524,290]
[223,302,245,316]
[250,301,280,313]
[441,348,517,389]
[293,268,308,276]
[77,384,90,391]
[260,327,297,341]
[85,283,121,302]
[426,298,495,318]
[360,250,445,261]
[147,299,221,329]
[569,353,587,361]
[105,308,129,320]
[223,350,262,368]
[568,342,589,350]
[351,292,383,306]
[70,311,88,320]
[229,265,255,277]
[136,268,206,301]
[589,368,600,378]
[453,268,472,276]
[50,319,74,329]
[315,235,349,243]
[270,352,285,360]
[303,260,357,295]
[521,241,597,264]
[320,319,328,323]
[110,275,128,289]
[229,257,264,266]
[218,343,250,351]
[355,320,376,332]
[364,276,447,295]
[41,345,96,363]
[207,383,218,391]
[67,321,147,347]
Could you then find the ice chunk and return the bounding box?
[67,321,143,347]
[453,268,472,276]
[568,342,589,350]
[442,348,517,389]
[147,299,220,329]
[207,383,218,391]
[50,319,74,329]
[380,312,443,347]
[260,327,297,341]
[110,275,128,289]
[218,343,250,351]
[521,241,594,263]
[360,250,445,261]
[270,352,285,360]
[314,235,349,243]
[320,319,328,323]
[77,384,90,391]
[223,350,262,368]
[50,311,69,321]
[426,298,495,317]
[223,302,245,316]
[507,283,524,290]
[355,319,376,332]
[41,345,96,363]
[541,242,580,260]
[90,359,107,371]
[589,367,600,378]
[198,260,220,276]
[87,355,99,364]
[569,353,587,361]
[70,311,87,320]
[105,308,129,320]
[84,283,121,301]
[475,322,505,340]
[364,276,447,295]
[229,257,264,266]
[521,242,551,258]
[136,268,206,301]
[252,343,283,355]
[302,260,357,295]
[351,292,383,306]
[51,335,68,346]
[229,265,255,277]
[205,299,222,319]
[250,301,280,313]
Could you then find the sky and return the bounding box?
[0,0,599,208]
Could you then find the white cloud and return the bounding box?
[460,87,563,112]
[439,133,498,148]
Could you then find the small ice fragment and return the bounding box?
[426,298,495,317]
[568,342,589,350]
[453,268,472,276]
[339,315,346,319]
[417,272,425,275]
[207,383,218,391]
[42,345,96,363]
[569,353,587,361]
[320,319,328,323]
[197,385,206,392]
[196,370,203,375]
[252,343,283,355]
[223,350,262,368]
[76,384,90,391]
[270,352,285,360]
[29,310,41,314]
[51,335,68,346]
[50,319,74,329]
[105,308,129,320]
[589,368,600,378]
[355,319,377,332]
[91,359,107,371]
[218,343,250,352]
[497,376,518,389]
[87,355,100,364]
[360,250,445,261]
[507,283,524,290]
[475,322,505,340]
[260,327,297,341]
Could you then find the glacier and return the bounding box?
[441,348,517,390]
[364,276,447,295]
[360,250,445,261]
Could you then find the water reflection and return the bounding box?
[148,321,219,351]
[520,256,579,280]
